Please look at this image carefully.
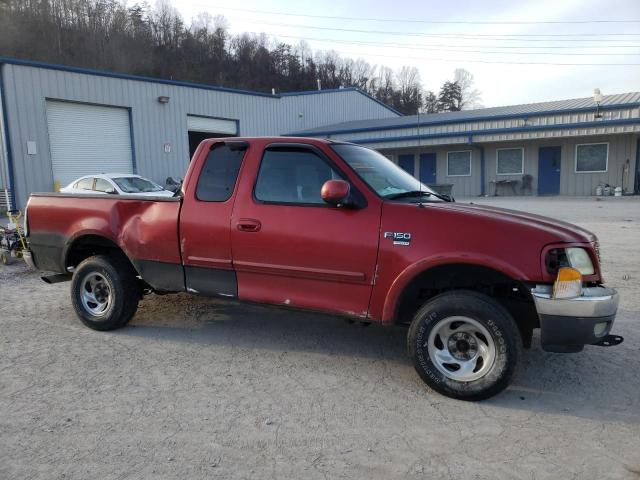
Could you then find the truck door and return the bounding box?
[230,143,381,317]
[180,141,248,297]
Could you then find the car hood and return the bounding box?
[429,201,596,244]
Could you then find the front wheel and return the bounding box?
[407,290,522,401]
[71,255,141,331]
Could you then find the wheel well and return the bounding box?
[65,235,136,273]
[395,264,538,347]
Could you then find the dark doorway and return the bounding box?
[419,153,437,184]
[398,154,415,175]
[188,131,233,158]
[538,146,562,195]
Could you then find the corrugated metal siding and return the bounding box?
[379,133,638,197]
[296,91,640,134]
[380,146,482,197]
[0,76,9,197]
[326,108,640,146]
[2,63,396,207]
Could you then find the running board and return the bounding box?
[41,273,72,284]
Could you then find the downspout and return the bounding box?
[0,62,16,210]
[479,144,486,197]
[469,135,485,197]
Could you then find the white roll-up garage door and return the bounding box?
[187,115,237,135]
[46,101,133,188]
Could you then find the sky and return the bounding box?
[172,0,640,108]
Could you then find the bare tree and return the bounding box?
[453,68,483,110]
[1,0,483,115]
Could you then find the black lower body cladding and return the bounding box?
[539,313,615,353]
[131,259,185,292]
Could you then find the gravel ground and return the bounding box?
[1,196,639,479]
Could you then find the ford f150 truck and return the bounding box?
[23,137,622,400]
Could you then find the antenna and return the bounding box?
[417,106,423,205]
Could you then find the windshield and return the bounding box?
[331,144,437,199]
[113,177,163,193]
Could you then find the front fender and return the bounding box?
[380,253,528,323]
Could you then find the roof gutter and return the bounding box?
[0,62,16,210]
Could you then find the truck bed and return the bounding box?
[27,193,184,291]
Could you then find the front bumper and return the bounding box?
[531,285,619,353]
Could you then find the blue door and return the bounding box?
[538,147,561,195]
[419,153,437,184]
[398,154,414,176]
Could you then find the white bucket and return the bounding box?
[614,186,622,197]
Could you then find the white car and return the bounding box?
[60,174,175,197]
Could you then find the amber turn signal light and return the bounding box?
[552,267,582,299]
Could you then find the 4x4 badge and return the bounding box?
[384,231,411,246]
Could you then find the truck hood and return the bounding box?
[430,201,596,244]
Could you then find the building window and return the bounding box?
[575,143,608,173]
[447,151,471,177]
[496,148,524,175]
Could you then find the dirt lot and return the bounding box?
[1,196,639,479]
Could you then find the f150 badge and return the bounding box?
[384,231,411,246]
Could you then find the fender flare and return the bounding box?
[62,230,133,270]
[380,253,529,323]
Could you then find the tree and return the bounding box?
[1,0,482,115]
[453,68,482,110]
[438,81,463,112]
[422,91,438,114]
[396,66,422,115]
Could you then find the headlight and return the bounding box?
[566,248,594,275]
[546,247,595,276]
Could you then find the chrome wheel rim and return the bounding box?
[80,272,112,317]
[426,316,496,382]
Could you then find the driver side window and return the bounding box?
[254,147,340,205]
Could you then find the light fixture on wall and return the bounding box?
[157,95,170,104]
[593,88,603,119]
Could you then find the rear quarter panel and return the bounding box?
[27,194,182,274]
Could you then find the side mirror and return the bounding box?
[321,179,350,207]
[105,187,117,194]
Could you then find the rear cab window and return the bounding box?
[196,143,248,202]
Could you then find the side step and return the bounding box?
[41,273,72,284]
[592,334,624,347]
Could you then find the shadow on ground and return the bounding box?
[120,292,639,424]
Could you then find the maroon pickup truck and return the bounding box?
[23,137,621,400]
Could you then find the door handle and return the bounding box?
[236,218,261,232]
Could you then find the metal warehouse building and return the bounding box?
[1,57,639,209]
[293,93,640,197]
[0,57,399,209]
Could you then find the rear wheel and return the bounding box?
[408,290,521,401]
[71,255,140,331]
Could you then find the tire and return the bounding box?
[407,290,522,401]
[70,255,141,331]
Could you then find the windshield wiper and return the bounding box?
[385,190,433,200]
[386,190,452,202]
